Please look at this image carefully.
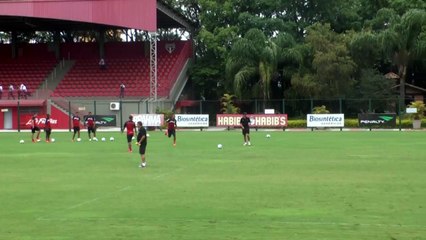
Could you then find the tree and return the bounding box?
[226,28,302,101]
[291,23,357,98]
[377,8,426,100]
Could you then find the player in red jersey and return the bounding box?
[30,114,41,143]
[123,115,137,152]
[44,114,52,143]
[86,112,96,140]
[72,112,81,142]
[166,114,177,146]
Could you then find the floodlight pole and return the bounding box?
[149,32,158,112]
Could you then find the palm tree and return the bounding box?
[226,28,301,102]
[378,9,426,100]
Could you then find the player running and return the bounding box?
[240,112,251,146]
[44,114,52,143]
[86,112,96,140]
[123,115,137,152]
[136,121,148,168]
[166,114,177,146]
[72,112,81,142]
[30,114,41,143]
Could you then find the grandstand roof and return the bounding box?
[0,0,193,32]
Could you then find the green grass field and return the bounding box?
[1,130,426,240]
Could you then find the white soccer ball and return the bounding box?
[146,133,150,137]
[109,137,115,141]
[19,139,24,144]
[132,136,135,140]
[89,138,92,142]
[266,134,271,138]
[77,138,81,142]
[51,138,55,142]
[101,137,106,142]
[217,144,223,149]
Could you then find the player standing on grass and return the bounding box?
[44,114,52,143]
[240,112,251,146]
[30,114,41,143]
[136,121,148,168]
[86,112,96,140]
[165,114,177,146]
[72,112,81,142]
[123,115,137,152]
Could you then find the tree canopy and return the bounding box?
[1,0,425,105]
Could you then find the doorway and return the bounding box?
[4,110,12,129]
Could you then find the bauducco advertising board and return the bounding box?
[216,114,288,127]
[358,113,396,128]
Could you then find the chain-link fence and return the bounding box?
[12,97,413,131]
[178,98,404,125]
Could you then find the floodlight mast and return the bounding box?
[149,32,158,101]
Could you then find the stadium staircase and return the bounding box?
[51,41,192,99]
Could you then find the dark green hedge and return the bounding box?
[286,119,426,128]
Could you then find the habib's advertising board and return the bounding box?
[358,113,397,128]
[216,114,288,127]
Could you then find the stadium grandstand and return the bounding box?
[0,0,194,130]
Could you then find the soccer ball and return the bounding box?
[109,137,115,141]
[19,139,24,144]
[146,133,150,137]
[93,137,98,142]
[101,137,106,142]
[89,139,92,142]
[132,136,135,140]
[266,134,271,138]
[217,144,223,149]
[77,138,81,142]
[51,138,55,142]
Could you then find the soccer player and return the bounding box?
[240,112,251,146]
[30,114,41,143]
[123,115,137,152]
[86,112,96,140]
[72,112,81,141]
[44,114,52,143]
[166,114,177,146]
[136,121,148,168]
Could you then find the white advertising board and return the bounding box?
[132,114,164,127]
[307,114,345,127]
[175,114,209,127]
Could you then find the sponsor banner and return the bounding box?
[358,113,396,128]
[132,114,164,127]
[84,115,117,127]
[175,114,209,127]
[307,114,345,127]
[21,106,71,129]
[216,114,288,127]
[22,114,59,129]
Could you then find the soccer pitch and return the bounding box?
[1,130,426,240]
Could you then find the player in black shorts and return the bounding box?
[72,112,81,141]
[240,112,251,146]
[30,114,41,143]
[136,121,148,168]
[166,114,177,146]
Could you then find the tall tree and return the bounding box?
[376,8,426,100]
[291,23,357,98]
[226,28,301,101]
